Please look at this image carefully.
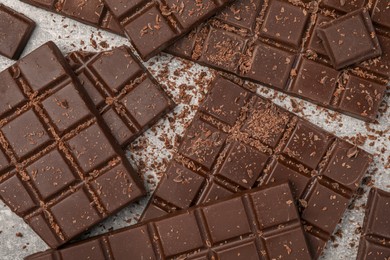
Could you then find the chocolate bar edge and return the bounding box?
[25,181,307,260]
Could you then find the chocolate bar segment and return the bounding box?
[25,182,312,260]
[103,0,235,60]
[319,0,366,13]
[317,8,382,70]
[67,46,175,148]
[0,42,146,248]
[0,4,35,59]
[356,187,390,259]
[141,75,372,259]
[166,0,389,122]
[20,0,124,36]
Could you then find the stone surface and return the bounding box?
[0,0,389,259]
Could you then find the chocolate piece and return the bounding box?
[26,182,312,260]
[67,46,175,147]
[0,42,145,248]
[103,0,235,60]
[371,0,390,32]
[20,0,124,36]
[317,8,382,70]
[166,0,389,122]
[141,76,372,259]
[357,188,390,259]
[0,4,35,59]
[319,0,366,13]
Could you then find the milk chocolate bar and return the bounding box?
[20,0,124,36]
[356,187,390,259]
[0,4,35,59]
[103,0,236,60]
[67,46,175,148]
[167,0,389,122]
[0,42,145,248]
[141,75,372,258]
[26,182,312,260]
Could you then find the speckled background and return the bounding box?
[0,1,388,259]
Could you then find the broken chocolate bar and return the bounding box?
[0,42,145,248]
[167,0,389,122]
[26,182,312,260]
[67,46,175,148]
[141,75,372,259]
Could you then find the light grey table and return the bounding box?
[0,1,389,259]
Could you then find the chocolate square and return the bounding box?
[26,149,77,200]
[154,161,205,209]
[199,27,247,73]
[203,197,251,243]
[108,226,156,259]
[282,120,333,169]
[289,57,339,106]
[179,118,227,170]
[0,4,35,59]
[0,70,27,117]
[260,0,310,48]
[217,142,269,189]
[156,213,204,257]
[2,110,52,160]
[317,8,382,70]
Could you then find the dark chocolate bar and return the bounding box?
[0,42,146,248]
[26,182,312,260]
[20,0,124,36]
[103,0,235,60]
[317,8,382,70]
[67,46,175,148]
[0,4,36,59]
[166,0,389,122]
[356,187,390,259]
[141,75,372,259]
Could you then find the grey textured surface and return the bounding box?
[0,1,389,259]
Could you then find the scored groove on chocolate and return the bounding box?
[356,187,390,259]
[20,0,124,36]
[0,42,145,248]
[103,0,235,60]
[25,183,312,260]
[167,0,389,122]
[67,46,176,148]
[141,75,372,259]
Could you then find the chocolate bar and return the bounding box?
[20,0,124,36]
[317,8,382,70]
[0,4,35,59]
[0,42,146,248]
[26,182,312,260]
[357,187,390,259]
[67,46,175,148]
[103,0,235,60]
[167,0,389,122]
[141,75,372,258]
